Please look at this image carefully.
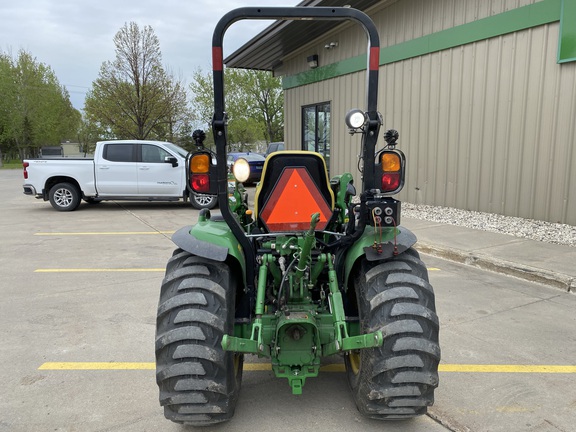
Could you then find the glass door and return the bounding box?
[302,102,331,173]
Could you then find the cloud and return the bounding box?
[0,0,294,109]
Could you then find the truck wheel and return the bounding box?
[155,252,243,425]
[345,248,440,419]
[49,182,81,211]
[190,193,217,210]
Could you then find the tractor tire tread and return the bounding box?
[345,248,440,420]
[155,253,242,426]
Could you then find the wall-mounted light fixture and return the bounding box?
[324,41,339,50]
[307,54,318,69]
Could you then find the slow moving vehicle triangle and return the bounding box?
[260,167,331,231]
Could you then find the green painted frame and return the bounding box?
[284,0,574,89]
[559,0,576,62]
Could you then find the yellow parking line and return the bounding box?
[440,364,576,373]
[35,268,164,273]
[34,231,174,236]
[39,362,155,370]
[38,362,576,373]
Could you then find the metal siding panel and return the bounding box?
[555,59,576,223]
[467,40,488,212]
[535,23,576,224]
[483,36,503,214]
[285,88,301,151]
[518,26,546,219]
[455,46,475,209]
[536,24,559,222]
[445,47,463,208]
[492,35,515,215]
[500,31,521,217]
[505,30,529,217]
[412,55,432,204]
[401,58,422,203]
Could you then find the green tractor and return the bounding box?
[155,6,440,425]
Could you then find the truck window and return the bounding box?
[142,144,170,163]
[103,144,134,162]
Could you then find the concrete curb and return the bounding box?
[415,243,575,293]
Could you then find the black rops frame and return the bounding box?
[211,7,382,294]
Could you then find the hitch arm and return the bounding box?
[221,255,274,356]
[321,254,383,356]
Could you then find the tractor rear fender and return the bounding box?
[171,220,246,283]
[343,226,417,287]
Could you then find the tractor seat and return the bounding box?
[254,151,334,232]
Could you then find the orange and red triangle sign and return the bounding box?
[260,167,332,231]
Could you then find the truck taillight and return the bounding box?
[23,162,29,179]
[189,154,211,193]
[378,150,405,194]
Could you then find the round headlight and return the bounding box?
[232,158,250,183]
[345,109,367,129]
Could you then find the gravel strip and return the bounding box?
[402,203,576,248]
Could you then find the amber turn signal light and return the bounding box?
[190,154,210,173]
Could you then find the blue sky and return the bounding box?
[0,1,296,110]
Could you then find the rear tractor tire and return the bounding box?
[155,251,243,425]
[345,248,440,419]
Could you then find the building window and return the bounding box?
[302,102,331,172]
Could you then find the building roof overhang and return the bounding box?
[224,0,381,71]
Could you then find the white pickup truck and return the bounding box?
[22,140,217,211]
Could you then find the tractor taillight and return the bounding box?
[191,174,210,193]
[23,162,29,179]
[382,153,401,172]
[189,153,211,193]
[381,172,401,192]
[378,150,405,194]
[191,154,210,173]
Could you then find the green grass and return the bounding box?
[0,161,23,169]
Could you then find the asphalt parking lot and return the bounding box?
[2,169,575,432]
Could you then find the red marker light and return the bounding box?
[381,173,400,192]
[191,174,210,193]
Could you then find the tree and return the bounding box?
[76,115,109,156]
[84,22,189,141]
[189,68,283,151]
[0,53,15,164]
[0,49,80,160]
[238,69,284,143]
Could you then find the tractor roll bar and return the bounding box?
[211,7,382,293]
